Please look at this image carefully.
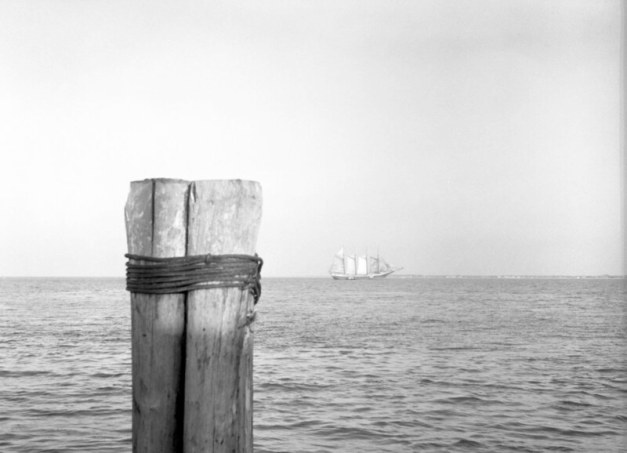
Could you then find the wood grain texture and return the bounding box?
[125,179,189,453]
[184,180,262,453]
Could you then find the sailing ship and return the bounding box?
[329,248,401,280]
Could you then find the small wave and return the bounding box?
[553,399,594,408]
[28,408,99,417]
[596,367,625,373]
[583,391,612,400]
[257,381,332,392]
[601,382,627,393]
[421,318,446,324]
[90,372,125,378]
[353,406,372,413]
[94,386,118,391]
[411,441,451,450]
[0,369,52,378]
[319,424,382,441]
[486,341,524,347]
[453,438,484,448]
[429,346,480,351]
[256,419,324,431]
[431,395,504,405]
[509,423,620,438]
[491,441,539,452]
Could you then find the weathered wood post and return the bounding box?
[184,180,262,453]
[125,179,189,453]
[125,179,262,453]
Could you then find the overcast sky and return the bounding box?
[0,0,623,277]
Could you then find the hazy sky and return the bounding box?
[0,0,623,277]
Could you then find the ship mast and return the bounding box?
[341,247,345,274]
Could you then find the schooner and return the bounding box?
[329,248,401,280]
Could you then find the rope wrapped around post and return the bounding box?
[125,253,263,304]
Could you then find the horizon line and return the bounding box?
[1,274,625,279]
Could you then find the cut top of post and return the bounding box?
[125,179,262,257]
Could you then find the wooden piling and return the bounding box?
[125,178,262,453]
[184,180,262,453]
[125,179,189,453]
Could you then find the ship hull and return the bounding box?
[330,270,395,280]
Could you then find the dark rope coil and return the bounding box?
[125,253,263,304]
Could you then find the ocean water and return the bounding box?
[0,277,625,452]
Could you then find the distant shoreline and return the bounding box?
[390,274,626,280]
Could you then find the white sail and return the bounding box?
[356,255,368,275]
[329,248,345,274]
[368,256,379,273]
[344,254,356,275]
[378,258,391,272]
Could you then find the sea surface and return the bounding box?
[0,277,625,452]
